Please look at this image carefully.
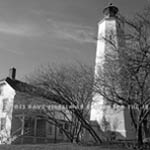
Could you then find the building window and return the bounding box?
[48,124,53,135]
[0,83,5,95]
[0,118,6,130]
[24,117,34,136]
[64,122,69,131]
[36,118,46,137]
[58,123,64,135]
[2,99,8,112]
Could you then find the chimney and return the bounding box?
[9,67,16,80]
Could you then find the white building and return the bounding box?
[0,68,70,144]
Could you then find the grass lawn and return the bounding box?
[0,143,129,150]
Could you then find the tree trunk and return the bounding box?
[137,123,143,147]
[74,109,102,143]
[143,119,149,138]
[76,123,82,143]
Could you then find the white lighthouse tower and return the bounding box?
[90,4,135,139]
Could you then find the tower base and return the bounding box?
[90,104,136,141]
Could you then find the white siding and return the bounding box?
[0,81,15,144]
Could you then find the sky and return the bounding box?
[0,0,149,80]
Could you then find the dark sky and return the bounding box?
[0,0,149,80]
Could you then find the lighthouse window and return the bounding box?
[109,35,113,40]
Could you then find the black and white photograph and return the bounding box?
[0,0,149,150]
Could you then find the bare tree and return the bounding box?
[26,63,102,143]
[94,7,150,146]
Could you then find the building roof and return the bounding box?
[0,67,73,107]
[2,77,69,106]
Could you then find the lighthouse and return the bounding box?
[90,4,135,139]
